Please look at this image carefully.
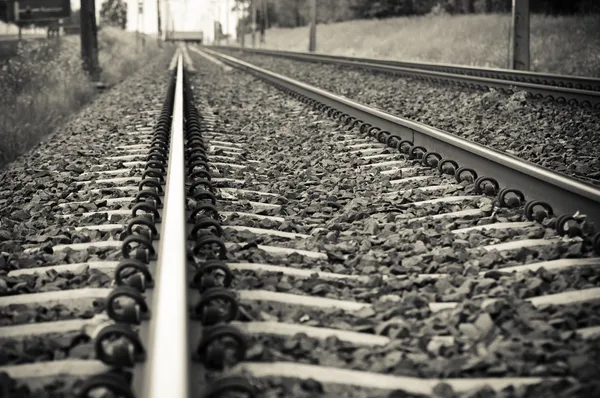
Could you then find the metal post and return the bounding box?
[165,0,170,40]
[14,1,21,41]
[511,0,530,70]
[136,0,139,49]
[308,0,316,52]
[57,19,61,48]
[13,1,19,22]
[138,0,145,48]
[211,0,219,44]
[225,0,229,44]
[251,0,256,47]
[263,0,268,30]
[239,8,245,48]
[260,0,266,43]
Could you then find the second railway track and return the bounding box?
[0,44,599,397]
[210,46,600,108]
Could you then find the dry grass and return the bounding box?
[244,13,600,77]
[0,27,164,166]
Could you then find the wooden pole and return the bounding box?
[80,0,100,82]
[251,0,256,47]
[511,0,530,70]
[90,0,100,79]
[157,0,162,42]
[308,0,316,52]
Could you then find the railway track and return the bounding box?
[188,48,600,397]
[0,52,182,396]
[0,43,600,397]
[210,46,600,109]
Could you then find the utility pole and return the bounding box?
[210,0,220,44]
[13,1,21,41]
[80,0,100,82]
[260,0,266,43]
[511,0,530,70]
[263,0,268,30]
[165,0,170,40]
[308,0,316,52]
[251,0,256,47]
[239,8,245,48]
[225,0,229,44]
[137,0,145,50]
[156,0,162,43]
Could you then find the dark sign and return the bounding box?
[0,0,13,21]
[14,0,70,21]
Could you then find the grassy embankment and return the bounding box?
[242,13,600,77]
[0,26,165,166]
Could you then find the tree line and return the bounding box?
[235,0,600,31]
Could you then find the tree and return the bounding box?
[100,0,127,29]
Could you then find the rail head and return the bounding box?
[213,46,600,89]
[144,53,190,398]
[203,47,600,228]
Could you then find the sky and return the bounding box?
[67,0,239,41]
[3,0,238,42]
[110,0,239,41]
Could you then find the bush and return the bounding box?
[0,27,164,167]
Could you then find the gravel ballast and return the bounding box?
[0,50,175,396]
[215,50,600,186]
[188,50,600,398]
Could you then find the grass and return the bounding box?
[0,27,165,167]
[242,13,600,77]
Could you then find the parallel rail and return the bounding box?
[185,47,600,397]
[203,47,600,229]
[210,46,600,108]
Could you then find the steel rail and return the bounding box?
[144,53,190,398]
[210,46,600,108]
[211,46,600,91]
[203,47,600,228]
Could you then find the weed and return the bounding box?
[247,14,600,77]
[0,27,163,167]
